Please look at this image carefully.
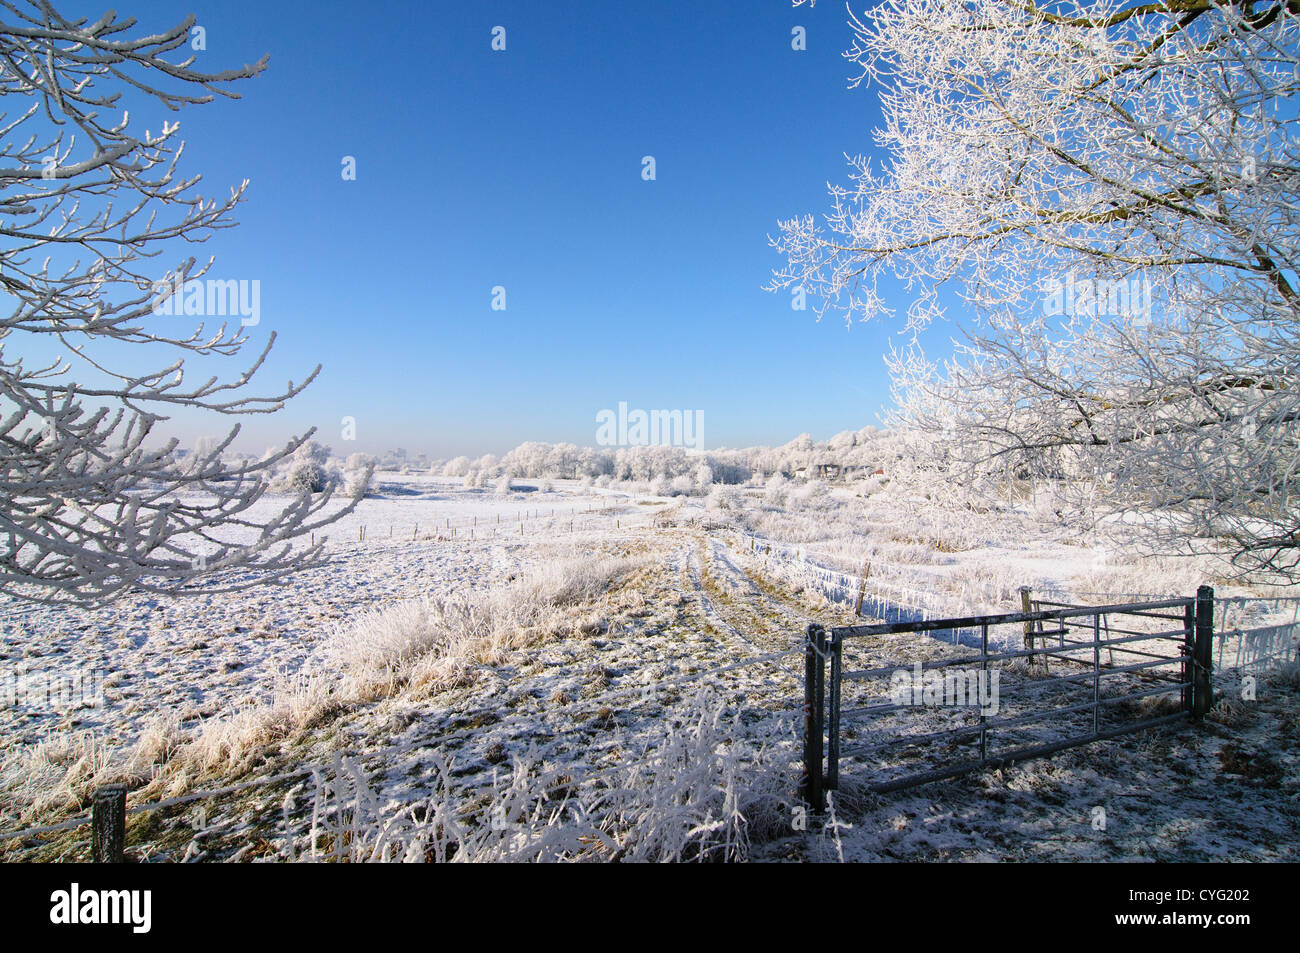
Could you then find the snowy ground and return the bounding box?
[1,473,1296,861]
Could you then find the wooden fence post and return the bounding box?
[854,559,871,617]
[1020,587,1036,669]
[92,784,126,863]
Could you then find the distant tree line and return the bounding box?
[430,427,899,485]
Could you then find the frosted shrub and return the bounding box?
[649,476,672,497]
[276,441,339,494]
[343,455,374,498]
[706,484,739,511]
[495,475,514,496]
[794,479,828,508]
[671,474,694,497]
[764,474,789,508]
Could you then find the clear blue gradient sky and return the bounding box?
[76,0,939,457]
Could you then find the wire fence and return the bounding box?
[743,533,1300,674]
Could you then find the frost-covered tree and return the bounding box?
[501,441,544,478]
[275,441,337,495]
[442,456,471,478]
[763,474,789,508]
[774,0,1300,581]
[545,442,579,479]
[577,445,607,478]
[706,484,738,511]
[693,462,714,490]
[0,3,362,604]
[343,453,374,498]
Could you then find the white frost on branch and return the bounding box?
[774,0,1300,582]
[0,2,366,604]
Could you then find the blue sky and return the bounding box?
[60,0,933,457]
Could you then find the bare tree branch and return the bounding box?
[0,1,364,605]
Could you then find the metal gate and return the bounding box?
[802,587,1214,811]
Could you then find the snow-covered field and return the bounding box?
[1,472,1296,861]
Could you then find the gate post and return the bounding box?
[802,624,826,814]
[1193,586,1215,718]
[827,629,842,792]
[92,784,127,863]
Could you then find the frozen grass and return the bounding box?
[0,731,111,821]
[1,552,650,821]
[286,689,795,863]
[322,553,646,696]
[163,554,648,788]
